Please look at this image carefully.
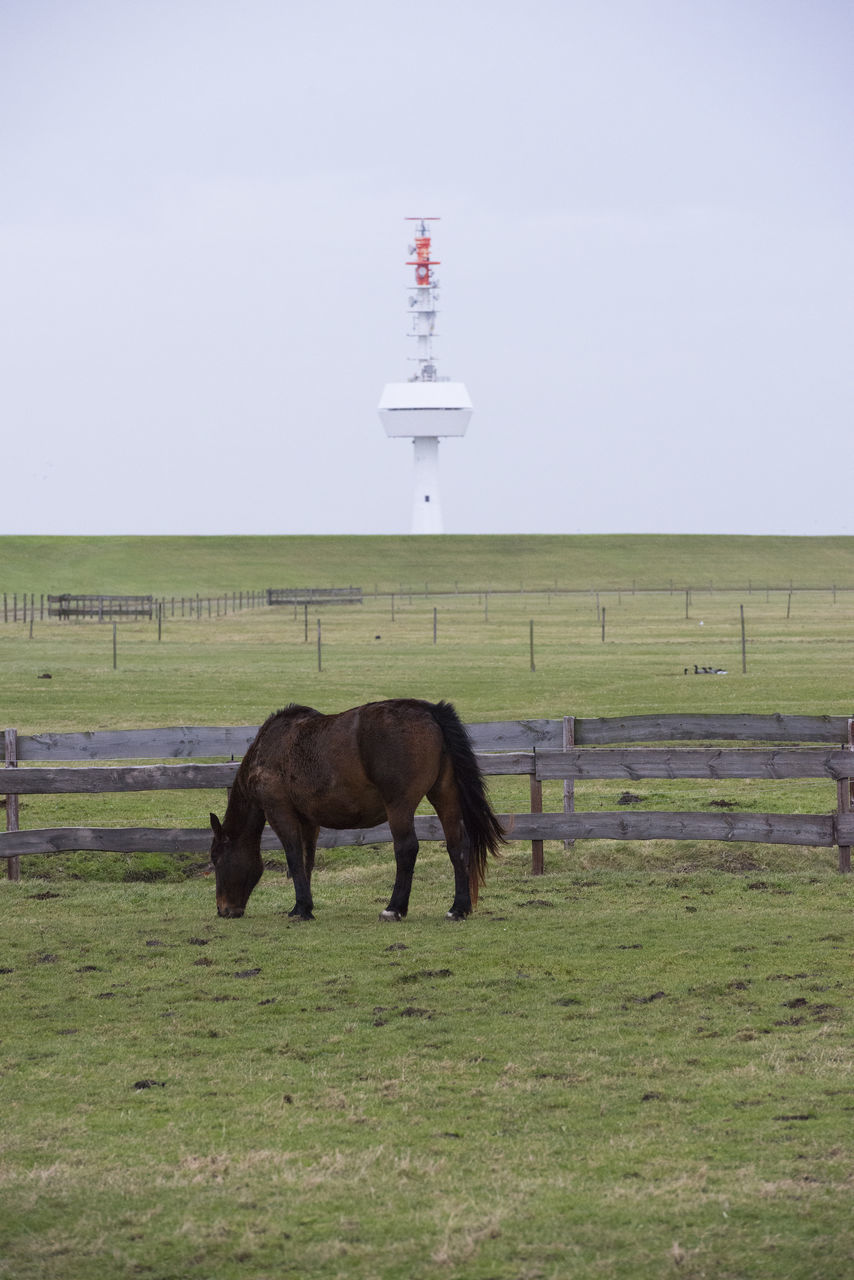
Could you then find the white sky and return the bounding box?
[1,0,851,536]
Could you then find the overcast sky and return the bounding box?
[2,0,851,536]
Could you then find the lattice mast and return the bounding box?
[407,218,440,381]
[378,218,473,534]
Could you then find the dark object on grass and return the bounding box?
[209,698,505,923]
[618,791,644,805]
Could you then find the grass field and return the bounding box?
[2,862,854,1280]
[2,535,854,1277]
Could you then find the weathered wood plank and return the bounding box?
[2,754,532,793]
[2,763,241,793]
[0,823,415,856]
[14,726,261,762]
[466,721,564,750]
[0,811,838,857]
[498,812,837,846]
[10,714,851,763]
[0,827,217,856]
[14,724,524,762]
[476,752,535,775]
[573,714,851,745]
[535,748,854,781]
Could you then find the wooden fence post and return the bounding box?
[530,751,544,875]
[563,715,575,849]
[4,728,20,881]
[838,717,853,873]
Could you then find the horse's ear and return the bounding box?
[210,813,223,836]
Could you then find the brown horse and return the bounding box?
[209,698,505,921]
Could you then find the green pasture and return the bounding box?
[2,863,854,1280]
[2,575,854,882]
[2,535,854,1277]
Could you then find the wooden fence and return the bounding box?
[3,714,854,881]
[3,592,269,625]
[266,587,363,606]
[48,594,154,621]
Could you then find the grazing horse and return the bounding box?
[209,699,504,922]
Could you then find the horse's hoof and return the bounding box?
[379,909,402,922]
[288,907,314,921]
[445,909,468,921]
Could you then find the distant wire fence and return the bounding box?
[3,583,854,626]
[4,713,854,884]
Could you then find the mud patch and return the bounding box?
[396,969,452,983]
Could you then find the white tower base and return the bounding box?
[412,436,443,534]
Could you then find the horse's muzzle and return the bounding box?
[217,904,245,919]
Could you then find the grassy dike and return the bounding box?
[2,533,854,595]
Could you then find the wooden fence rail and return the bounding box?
[4,714,853,876]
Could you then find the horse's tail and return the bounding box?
[428,700,506,906]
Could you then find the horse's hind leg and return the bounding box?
[380,808,419,921]
[428,774,471,920]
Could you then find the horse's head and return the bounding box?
[209,812,263,918]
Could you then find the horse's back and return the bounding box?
[248,699,447,827]
[351,699,445,764]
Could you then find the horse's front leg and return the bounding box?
[380,814,419,921]
[266,807,317,920]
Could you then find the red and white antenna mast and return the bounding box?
[378,217,473,534]
[406,216,441,380]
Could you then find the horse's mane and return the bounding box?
[264,703,320,729]
[233,704,320,799]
